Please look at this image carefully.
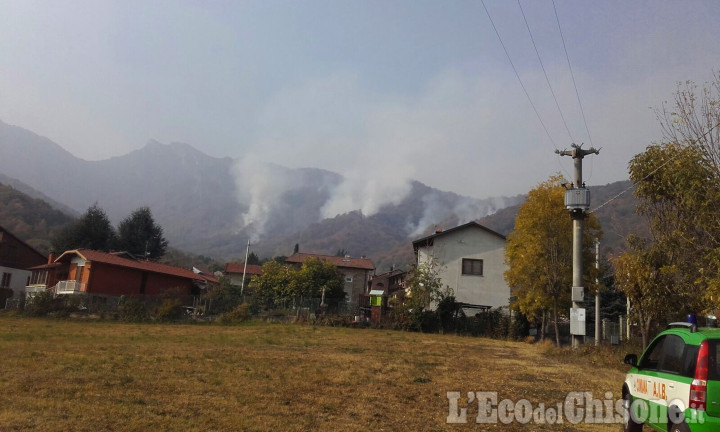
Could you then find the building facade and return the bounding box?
[285,253,374,307]
[412,222,510,312]
[26,249,206,299]
[0,226,47,299]
[224,262,262,287]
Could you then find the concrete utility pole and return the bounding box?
[595,239,600,346]
[556,143,600,348]
[240,239,250,297]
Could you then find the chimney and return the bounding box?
[435,228,443,234]
[47,252,56,264]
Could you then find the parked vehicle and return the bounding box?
[622,320,720,432]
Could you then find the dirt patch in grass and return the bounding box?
[0,315,628,431]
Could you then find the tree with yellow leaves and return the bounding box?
[505,174,602,346]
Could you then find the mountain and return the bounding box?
[0,172,78,217]
[0,120,521,264]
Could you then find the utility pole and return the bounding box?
[240,239,250,296]
[595,239,600,346]
[556,143,600,348]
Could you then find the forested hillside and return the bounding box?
[0,183,74,254]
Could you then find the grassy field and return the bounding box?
[0,315,630,431]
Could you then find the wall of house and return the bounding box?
[86,262,194,297]
[143,272,193,296]
[340,268,370,306]
[227,274,243,286]
[0,265,31,298]
[86,262,143,296]
[0,230,46,271]
[227,273,259,287]
[417,227,510,309]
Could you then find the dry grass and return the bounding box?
[0,315,629,431]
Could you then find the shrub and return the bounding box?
[24,291,59,316]
[117,299,149,322]
[420,310,440,333]
[0,287,14,307]
[436,295,459,333]
[509,311,530,340]
[218,303,251,324]
[155,298,184,322]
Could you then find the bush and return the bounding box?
[0,287,13,307]
[509,311,530,340]
[117,299,149,322]
[436,295,459,333]
[218,303,252,324]
[24,291,60,316]
[420,310,440,333]
[155,298,184,322]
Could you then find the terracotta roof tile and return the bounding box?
[224,262,262,275]
[55,249,205,281]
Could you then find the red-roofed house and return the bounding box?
[285,253,374,306]
[224,262,262,287]
[26,249,206,299]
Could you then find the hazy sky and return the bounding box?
[1,0,719,199]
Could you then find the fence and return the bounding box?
[5,290,359,322]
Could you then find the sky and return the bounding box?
[1,0,719,200]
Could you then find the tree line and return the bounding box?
[505,74,720,347]
[614,75,720,347]
[52,204,168,260]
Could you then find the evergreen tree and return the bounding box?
[247,251,260,265]
[116,207,168,260]
[52,203,116,252]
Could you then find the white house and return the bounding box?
[412,222,510,313]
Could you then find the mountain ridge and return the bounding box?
[0,120,524,263]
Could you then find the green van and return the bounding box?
[622,322,720,432]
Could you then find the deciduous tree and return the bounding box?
[505,174,601,346]
[614,236,675,347]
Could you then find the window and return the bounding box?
[345,276,353,283]
[30,270,47,285]
[0,272,11,288]
[658,335,685,374]
[462,259,483,276]
[639,336,665,371]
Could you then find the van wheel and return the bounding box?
[623,393,643,432]
[669,422,690,432]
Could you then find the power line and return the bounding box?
[517,0,575,143]
[552,0,594,148]
[480,0,558,150]
[590,121,720,213]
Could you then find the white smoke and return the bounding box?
[406,192,518,238]
[233,68,535,238]
[232,157,292,242]
[320,172,413,219]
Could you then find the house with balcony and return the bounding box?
[412,222,511,314]
[26,249,207,299]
